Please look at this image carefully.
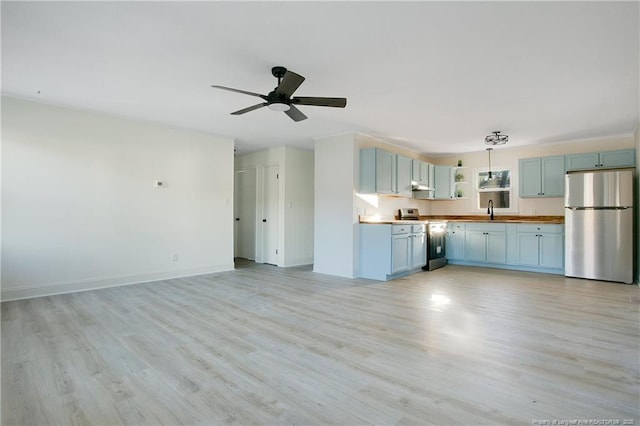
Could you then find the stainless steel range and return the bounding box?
[398,209,447,271]
[424,222,447,271]
[398,208,421,221]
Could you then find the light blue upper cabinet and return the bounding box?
[433,165,455,199]
[375,149,395,194]
[411,159,428,184]
[519,158,542,197]
[360,148,413,196]
[360,147,392,194]
[396,154,413,196]
[564,152,599,171]
[541,156,565,197]
[565,149,635,171]
[599,149,636,168]
[427,163,435,189]
[519,155,564,198]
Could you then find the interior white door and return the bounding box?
[262,165,279,265]
[234,169,256,260]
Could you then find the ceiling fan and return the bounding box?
[211,66,347,122]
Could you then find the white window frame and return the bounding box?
[473,167,517,213]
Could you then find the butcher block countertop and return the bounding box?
[359,215,564,224]
[421,215,564,224]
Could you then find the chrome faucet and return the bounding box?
[487,199,494,221]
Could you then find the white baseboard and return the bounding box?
[1,263,235,302]
[282,257,314,268]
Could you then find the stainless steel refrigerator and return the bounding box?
[565,169,633,284]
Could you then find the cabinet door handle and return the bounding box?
[262,219,267,222]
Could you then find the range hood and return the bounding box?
[411,181,433,191]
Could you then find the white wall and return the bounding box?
[283,147,314,267]
[1,97,235,300]
[314,134,357,278]
[234,146,314,267]
[633,123,640,285]
[428,135,635,216]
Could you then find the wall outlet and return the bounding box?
[172,253,179,262]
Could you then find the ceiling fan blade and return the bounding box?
[275,71,305,97]
[231,103,267,115]
[292,97,347,108]
[284,105,307,122]
[211,85,267,99]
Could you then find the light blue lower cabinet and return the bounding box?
[360,224,426,281]
[391,234,411,274]
[445,223,465,260]
[446,222,564,275]
[515,224,564,271]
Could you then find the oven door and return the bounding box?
[428,226,446,259]
[425,222,447,270]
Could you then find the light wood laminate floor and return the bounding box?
[2,261,639,425]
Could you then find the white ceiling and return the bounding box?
[2,1,638,155]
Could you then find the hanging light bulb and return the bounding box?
[486,147,493,179]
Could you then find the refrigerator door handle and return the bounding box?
[566,206,630,211]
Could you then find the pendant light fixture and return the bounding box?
[485,130,508,146]
[486,147,494,178]
[484,131,508,179]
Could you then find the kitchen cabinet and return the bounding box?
[412,162,436,200]
[519,156,565,198]
[464,223,507,264]
[565,149,635,171]
[446,223,465,260]
[446,221,564,274]
[433,165,456,199]
[412,159,427,185]
[412,159,436,187]
[391,233,411,274]
[360,148,412,196]
[360,223,426,281]
[396,154,413,196]
[515,224,564,270]
[411,225,427,269]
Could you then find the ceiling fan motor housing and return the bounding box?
[271,66,287,79]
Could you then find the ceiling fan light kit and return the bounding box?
[211,66,347,122]
[267,102,290,112]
